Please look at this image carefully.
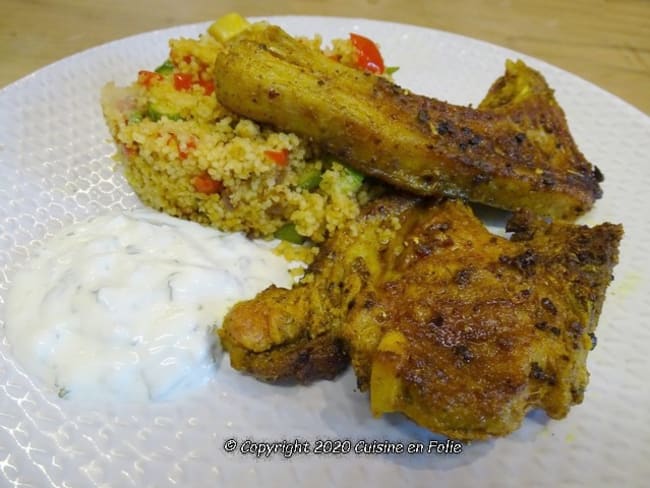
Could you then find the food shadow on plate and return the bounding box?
[506,409,551,444]
[469,202,512,236]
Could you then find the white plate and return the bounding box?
[1,16,649,488]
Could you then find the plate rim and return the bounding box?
[0,14,648,487]
[1,15,648,122]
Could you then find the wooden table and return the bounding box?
[2,0,648,114]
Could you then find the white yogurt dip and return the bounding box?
[4,210,294,402]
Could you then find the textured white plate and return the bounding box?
[1,16,649,488]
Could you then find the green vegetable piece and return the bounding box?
[147,104,181,121]
[147,105,162,121]
[155,59,175,74]
[385,66,400,75]
[274,223,304,244]
[298,168,322,190]
[340,165,365,194]
[128,112,143,124]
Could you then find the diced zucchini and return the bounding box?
[339,165,365,194]
[274,223,304,244]
[128,112,143,124]
[298,168,322,190]
[154,59,175,75]
[146,103,181,121]
[208,13,250,42]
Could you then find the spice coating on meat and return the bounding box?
[214,24,602,219]
[219,196,622,439]
[219,196,419,382]
[343,201,621,439]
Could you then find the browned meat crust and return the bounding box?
[219,196,420,382]
[221,326,348,383]
[344,200,622,439]
[219,196,622,439]
[214,24,603,220]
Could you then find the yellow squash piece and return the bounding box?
[208,13,250,43]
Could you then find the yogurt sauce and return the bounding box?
[5,210,295,402]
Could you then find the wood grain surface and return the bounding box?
[1,0,648,114]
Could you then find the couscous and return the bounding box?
[101,15,390,259]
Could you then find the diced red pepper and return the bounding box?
[121,143,138,158]
[192,172,222,194]
[264,149,289,166]
[349,33,384,74]
[179,138,197,160]
[167,133,196,160]
[174,73,194,91]
[183,55,193,64]
[137,70,163,88]
[198,79,215,96]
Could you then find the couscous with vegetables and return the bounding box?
[101,14,391,257]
